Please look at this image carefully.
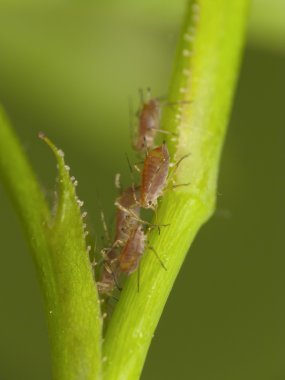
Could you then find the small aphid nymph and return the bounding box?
[134,96,161,152]
[140,143,170,209]
[97,248,120,295]
[119,225,146,275]
[115,186,140,242]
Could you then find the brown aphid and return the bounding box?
[133,89,186,152]
[97,248,120,295]
[97,186,140,295]
[119,225,146,275]
[115,186,140,242]
[134,97,161,152]
[140,143,170,209]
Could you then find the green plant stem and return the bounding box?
[102,1,248,380]
[0,112,102,380]
[0,107,54,297]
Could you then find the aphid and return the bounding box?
[97,186,140,295]
[133,89,176,153]
[118,224,166,293]
[97,248,120,295]
[134,94,161,152]
[140,143,170,209]
[115,186,140,242]
[132,89,188,153]
[118,224,166,274]
[114,145,171,231]
[119,224,146,275]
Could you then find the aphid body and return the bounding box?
[98,186,140,295]
[140,143,170,209]
[97,248,119,295]
[119,225,146,274]
[134,98,160,151]
[115,186,140,242]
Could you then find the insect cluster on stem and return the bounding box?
[96,89,187,299]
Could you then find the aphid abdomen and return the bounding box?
[141,144,170,208]
[119,226,145,274]
[97,249,119,295]
[97,274,115,295]
[115,186,140,242]
[135,99,160,151]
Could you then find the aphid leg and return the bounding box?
[113,273,122,292]
[147,245,167,271]
[153,207,161,235]
[109,238,125,250]
[133,164,141,173]
[94,190,113,246]
[125,153,140,192]
[96,252,106,266]
[165,183,191,192]
[91,257,98,267]
[149,128,177,137]
[168,153,191,183]
[115,201,169,229]
[143,136,150,154]
[128,96,136,141]
[131,161,144,173]
[104,261,122,292]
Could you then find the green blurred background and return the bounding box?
[0,0,284,379]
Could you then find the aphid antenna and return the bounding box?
[124,153,140,203]
[114,201,169,230]
[139,88,145,104]
[104,261,122,292]
[94,189,112,246]
[100,209,111,246]
[147,244,167,271]
[128,96,137,148]
[125,152,134,174]
[146,87,152,102]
